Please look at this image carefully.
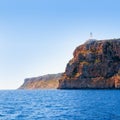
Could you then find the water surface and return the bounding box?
[0,90,120,120]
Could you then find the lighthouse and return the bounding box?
[85,32,96,44]
[90,32,93,38]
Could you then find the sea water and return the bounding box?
[0,90,120,120]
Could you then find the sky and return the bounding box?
[0,0,120,89]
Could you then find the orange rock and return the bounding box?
[58,39,120,89]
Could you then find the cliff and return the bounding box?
[19,38,120,89]
[58,39,120,89]
[19,73,62,89]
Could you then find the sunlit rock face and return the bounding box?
[58,39,120,89]
[19,73,62,89]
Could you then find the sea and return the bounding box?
[0,90,120,120]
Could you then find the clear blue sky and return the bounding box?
[0,0,120,89]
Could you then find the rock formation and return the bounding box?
[58,39,120,89]
[19,38,120,89]
[19,73,62,89]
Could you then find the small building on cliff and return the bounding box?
[85,32,97,44]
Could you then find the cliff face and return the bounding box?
[19,73,62,89]
[58,39,120,89]
[19,39,120,89]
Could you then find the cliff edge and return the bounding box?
[19,73,62,89]
[58,39,120,89]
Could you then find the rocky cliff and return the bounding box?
[58,39,120,89]
[19,73,62,89]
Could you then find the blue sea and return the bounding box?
[0,90,120,120]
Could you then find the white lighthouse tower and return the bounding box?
[90,32,93,39]
[85,32,96,44]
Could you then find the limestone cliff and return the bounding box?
[58,39,120,89]
[19,73,62,89]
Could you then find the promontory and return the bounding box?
[19,38,120,89]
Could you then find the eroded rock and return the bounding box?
[58,39,120,89]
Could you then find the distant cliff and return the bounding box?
[19,73,62,89]
[58,39,120,89]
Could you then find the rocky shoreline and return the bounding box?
[19,39,120,89]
